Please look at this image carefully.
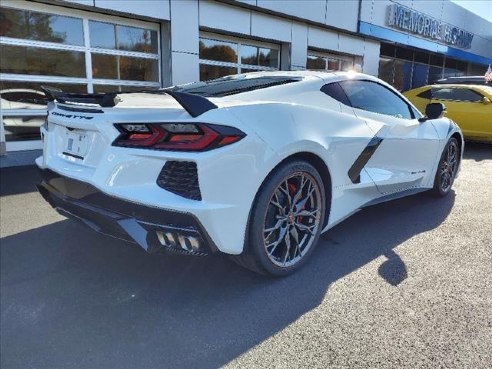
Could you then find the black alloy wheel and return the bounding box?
[432,137,460,197]
[233,160,326,276]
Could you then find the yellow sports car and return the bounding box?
[404,84,492,142]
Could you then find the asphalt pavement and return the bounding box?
[1,143,491,369]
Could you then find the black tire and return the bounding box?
[431,137,460,197]
[232,160,326,276]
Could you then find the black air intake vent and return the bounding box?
[157,161,201,201]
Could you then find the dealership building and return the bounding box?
[1,0,491,155]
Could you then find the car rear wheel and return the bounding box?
[432,137,459,197]
[232,160,326,276]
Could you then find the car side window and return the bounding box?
[431,88,483,102]
[320,83,351,106]
[417,89,432,99]
[338,80,413,119]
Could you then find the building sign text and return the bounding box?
[388,4,473,49]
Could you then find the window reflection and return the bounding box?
[1,7,160,144]
[92,54,158,82]
[1,81,86,141]
[199,38,238,63]
[200,65,237,81]
[412,63,429,89]
[258,47,278,67]
[307,53,353,72]
[240,45,278,67]
[0,7,84,45]
[89,21,158,53]
[0,44,86,77]
[340,59,353,71]
[307,56,326,70]
[93,85,158,93]
[118,25,158,53]
[393,59,412,92]
[92,53,118,79]
[89,21,116,49]
[120,56,158,81]
[241,45,258,65]
[199,36,279,81]
[377,43,471,91]
[378,58,394,86]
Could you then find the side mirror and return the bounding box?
[425,102,446,120]
[482,97,491,105]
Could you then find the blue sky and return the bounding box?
[451,0,492,22]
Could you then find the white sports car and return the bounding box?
[36,71,463,276]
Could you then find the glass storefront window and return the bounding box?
[0,80,87,94]
[119,56,159,82]
[91,53,118,79]
[340,59,353,71]
[89,21,158,53]
[1,5,161,146]
[93,85,158,93]
[378,57,394,86]
[118,25,158,53]
[412,63,429,90]
[199,35,279,81]
[0,45,86,77]
[377,43,474,91]
[1,81,87,142]
[258,47,278,68]
[307,52,354,72]
[241,45,258,65]
[76,53,160,82]
[393,59,412,91]
[307,55,326,70]
[428,65,443,84]
[89,21,116,49]
[0,7,84,45]
[240,45,278,68]
[199,65,237,81]
[199,38,238,63]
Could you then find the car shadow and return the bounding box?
[0,166,41,196]
[462,141,492,162]
[1,189,455,369]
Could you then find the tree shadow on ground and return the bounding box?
[1,189,455,369]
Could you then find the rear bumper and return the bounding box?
[37,168,218,255]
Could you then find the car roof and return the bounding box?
[207,70,380,83]
[427,84,492,93]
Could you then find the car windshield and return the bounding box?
[168,75,301,97]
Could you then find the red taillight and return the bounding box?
[115,125,167,147]
[113,123,245,151]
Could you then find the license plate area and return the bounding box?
[63,129,90,160]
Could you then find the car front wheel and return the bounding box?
[432,137,460,197]
[233,160,326,276]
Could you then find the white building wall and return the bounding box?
[94,0,170,20]
[170,0,199,84]
[325,0,359,32]
[256,0,327,25]
[291,23,309,70]
[200,1,251,35]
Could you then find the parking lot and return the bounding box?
[1,143,491,369]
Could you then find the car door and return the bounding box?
[431,87,492,139]
[337,79,441,195]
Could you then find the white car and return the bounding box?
[1,89,47,138]
[36,71,463,276]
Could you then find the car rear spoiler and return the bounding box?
[41,86,218,118]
